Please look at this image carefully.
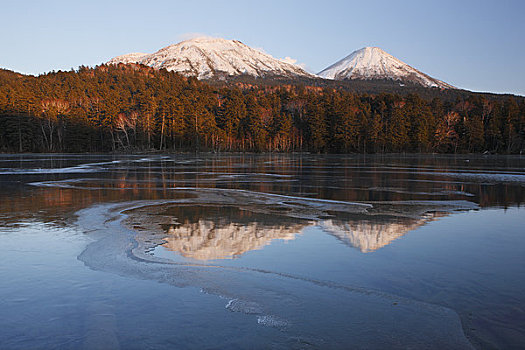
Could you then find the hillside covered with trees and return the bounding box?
[0,64,524,153]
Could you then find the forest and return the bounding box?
[0,64,524,153]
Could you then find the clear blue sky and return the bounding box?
[1,0,524,95]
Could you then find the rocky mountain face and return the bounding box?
[108,37,313,80]
[109,39,455,89]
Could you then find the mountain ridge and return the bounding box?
[109,39,454,90]
[108,37,313,80]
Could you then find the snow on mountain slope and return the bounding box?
[110,52,148,64]
[108,37,313,80]
[318,47,454,89]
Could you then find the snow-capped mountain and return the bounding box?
[108,37,313,80]
[318,47,454,89]
[112,52,149,64]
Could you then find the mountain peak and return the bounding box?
[359,46,385,52]
[166,36,239,48]
[108,37,312,80]
[318,47,454,89]
[110,52,149,64]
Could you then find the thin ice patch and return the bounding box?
[225,299,263,315]
[257,315,290,329]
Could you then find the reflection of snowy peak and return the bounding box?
[320,218,431,253]
[162,220,307,260]
[163,216,433,259]
[318,47,453,89]
[108,37,313,80]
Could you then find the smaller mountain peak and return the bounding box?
[352,47,390,57]
[318,47,453,89]
[360,46,383,51]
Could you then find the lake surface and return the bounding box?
[0,154,524,349]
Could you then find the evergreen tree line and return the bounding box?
[0,64,524,153]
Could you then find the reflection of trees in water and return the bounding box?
[0,184,197,227]
[1,154,524,228]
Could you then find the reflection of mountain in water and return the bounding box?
[144,205,308,260]
[320,215,437,253]
[163,215,435,258]
[163,220,307,260]
[126,203,444,260]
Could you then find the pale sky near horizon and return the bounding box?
[1,0,524,96]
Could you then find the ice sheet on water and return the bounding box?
[0,156,189,176]
[29,177,478,221]
[225,299,264,314]
[368,186,476,197]
[75,201,475,349]
[440,190,475,197]
[257,315,290,329]
[0,166,101,175]
[420,171,525,184]
[0,159,129,175]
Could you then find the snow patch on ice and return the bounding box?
[257,315,290,329]
[225,299,264,315]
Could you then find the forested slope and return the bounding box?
[0,64,524,153]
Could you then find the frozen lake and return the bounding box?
[0,154,524,349]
